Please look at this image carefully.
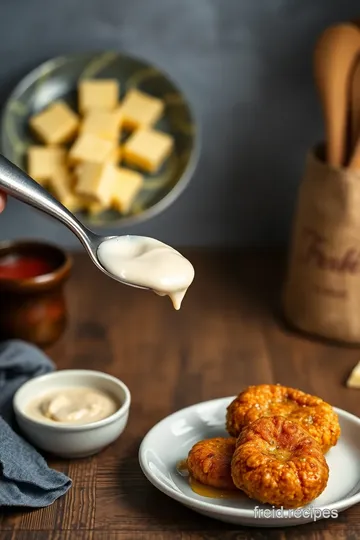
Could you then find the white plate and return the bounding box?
[139,397,360,527]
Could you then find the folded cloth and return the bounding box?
[0,339,72,507]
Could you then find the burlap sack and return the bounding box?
[283,145,360,343]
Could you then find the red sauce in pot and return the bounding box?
[0,255,54,280]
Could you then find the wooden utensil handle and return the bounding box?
[348,139,360,169]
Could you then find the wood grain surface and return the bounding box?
[1,251,359,540]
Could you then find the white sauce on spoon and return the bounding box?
[97,236,195,310]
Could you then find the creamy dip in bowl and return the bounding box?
[13,369,131,458]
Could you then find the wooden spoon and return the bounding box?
[349,59,360,156]
[313,23,360,167]
[348,138,360,169]
[347,60,360,169]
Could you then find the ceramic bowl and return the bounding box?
[0,239,72,347]
[13,369,131,458]
[1,51,199,228]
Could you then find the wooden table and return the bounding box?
[1,251,360,540]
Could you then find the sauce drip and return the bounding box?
[0,254,54,280]
[97,236,194,310]
[176,459,243,500]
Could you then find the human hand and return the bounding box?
[0,191,6,213]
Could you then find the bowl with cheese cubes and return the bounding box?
[1,51,198,227]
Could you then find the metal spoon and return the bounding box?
[0,154,147,290]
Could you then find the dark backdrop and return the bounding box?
[0,0,358,248]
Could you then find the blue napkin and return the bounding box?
[0,340,72,507]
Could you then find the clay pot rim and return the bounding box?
[0,239,72,292]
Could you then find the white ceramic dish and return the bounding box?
[139,396,360,527]
[14,369,131,458]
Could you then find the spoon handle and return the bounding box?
[0,154,91,245]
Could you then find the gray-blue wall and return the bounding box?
[0,0,358,248]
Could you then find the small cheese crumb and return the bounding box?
[346,361,360,388]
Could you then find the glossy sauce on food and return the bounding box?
[27,387,119,425]
[97,236,195,310]
[176,460,243,500]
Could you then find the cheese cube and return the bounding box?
[87,201,106,215]
[347,361,360,388]
[48,166,88,212]
[123,128,174,173]
[119,88,164,130]
[81,111,120,141]
[68,133,115,166]
[111,167,144,213]
[113,107,123,129]
[27,146,67,184]
[78,79,119,113]
[108,146,122,164]
[29,102,79,145]
[75,162,117,206]
[64,194,91,213]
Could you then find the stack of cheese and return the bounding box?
[27,79,174,215]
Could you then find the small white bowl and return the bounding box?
[13,369,131,458]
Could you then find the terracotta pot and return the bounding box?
[0,240,72,348]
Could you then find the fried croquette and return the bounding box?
[226,384,340,453]
[231,416,329,508]
[187,437,237,490]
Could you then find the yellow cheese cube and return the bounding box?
[113,107,123,129]
[64,194,91,213]
[87,201,107,215]
[68,133,115,166]
[48,165,73,195]
[78,79,119,113]
[111,167,144,213]
[108,146,122,164]
[80,111,120,140]
[27,146,67,184]
[48,167,88,212]
[29,102,79,144]
[119,88,164,130]
[123,128,174,173]
[75,162,117,206]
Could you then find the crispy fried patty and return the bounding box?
[187,437,237,489]
[226,384,340,453]
[231,416,329,508]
